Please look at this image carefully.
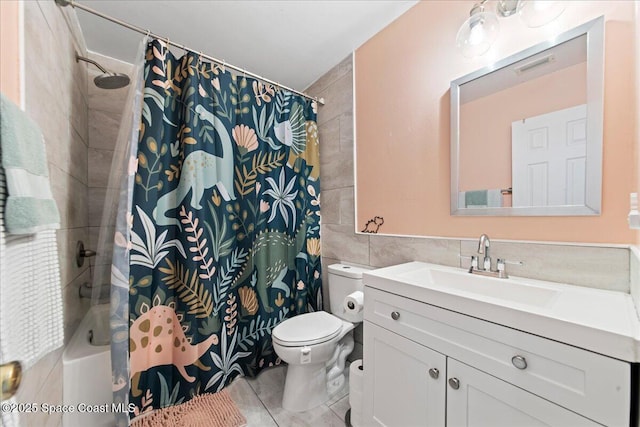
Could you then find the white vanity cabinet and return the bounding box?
[363,286,632,427]
[365,322,446,426]
[445,359,601,427]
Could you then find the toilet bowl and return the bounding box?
[272,264,369,412]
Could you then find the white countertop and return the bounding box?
[363,261,640,363]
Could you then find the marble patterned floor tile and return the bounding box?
[243,365,348,427]
[227,376,278,427]
[329,395,350,422]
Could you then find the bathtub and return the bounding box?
[62,304,113,427]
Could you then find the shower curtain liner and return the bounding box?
[103,38,322,426]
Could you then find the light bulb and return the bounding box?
[456,11,500,58]
[517,0,566,28]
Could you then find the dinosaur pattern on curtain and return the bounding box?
[119,39,322,419]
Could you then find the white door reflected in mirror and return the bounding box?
[511,104,587,208]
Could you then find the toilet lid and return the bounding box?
[272,311,343,347]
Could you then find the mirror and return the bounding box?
[451,17,604,216]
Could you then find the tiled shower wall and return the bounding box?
[15,1,90,426]
[87,52,133,270]
[306,54,636,360]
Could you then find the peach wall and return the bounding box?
[0,0,21,105]
[355,1,637,244]
[636,1,640,246]
[459,62,586,192]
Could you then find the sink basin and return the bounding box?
[363,261,640,363]
[398,266,559,308]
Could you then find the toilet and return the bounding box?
[272,263,369,412]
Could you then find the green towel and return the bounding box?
[1,93,60,234]
[465,190,488,207]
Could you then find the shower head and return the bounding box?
[76,54,130,89]
[93,73,130,90]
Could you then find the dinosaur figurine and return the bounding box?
[232,220,307,313]
[153,106,236,228]
[129,305,218,397]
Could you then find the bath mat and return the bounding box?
[130,390,246,427]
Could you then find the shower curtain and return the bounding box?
[109,38,322,424]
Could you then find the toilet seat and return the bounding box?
[272,311,343,347]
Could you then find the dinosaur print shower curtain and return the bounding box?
[111,39,322,423]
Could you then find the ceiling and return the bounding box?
[74,1,418,91]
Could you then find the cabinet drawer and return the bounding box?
[364,287,630,427]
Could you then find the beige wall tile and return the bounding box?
[88,77,130,115]
[34,356,63,427]
[630,247,639,318]
[88,148,114,188]
[88,187,107,227]
[63,269,92,344]
[49,164,88,230]
[322,224,370,266]
[14,348,63,406]
[339,188,355,226]
[56,227,90,288]
[70,82,89,142]
[321,189,341,225]
[338,112,354,152]
[88,108,122,150]
[19,0,88,418]
[13,349,63,427]
[460,240,630,291]
[315,72,354,127]
[321,146,354,191]
[88,225,113,269]
[70,129,88,185]
[370,236,460,268]
[318,114,340,159]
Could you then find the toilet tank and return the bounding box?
[328,264,371,322]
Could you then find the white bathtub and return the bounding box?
[62,304,114,427]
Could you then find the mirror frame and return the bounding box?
[450,16,604,216]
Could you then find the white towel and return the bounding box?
[0,167,64,426]
[487,189,503,208]
[458,190,503,208]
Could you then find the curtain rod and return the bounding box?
[55,0,325,106]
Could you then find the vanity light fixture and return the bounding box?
[456,0,566,58]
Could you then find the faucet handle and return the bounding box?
[497,259,524,266]
[496,258,523,276]
[470,256,478,269]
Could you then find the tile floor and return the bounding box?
[226,364,351,427]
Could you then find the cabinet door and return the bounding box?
[363,322,446,427]
[446,359,601,427]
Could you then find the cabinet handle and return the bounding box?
[511,355,528,370]
[391,311,400,320]
[428,368,439,379]
[448,377,460,390]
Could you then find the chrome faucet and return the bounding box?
[466,234,523,279]
[477,234,491,271]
